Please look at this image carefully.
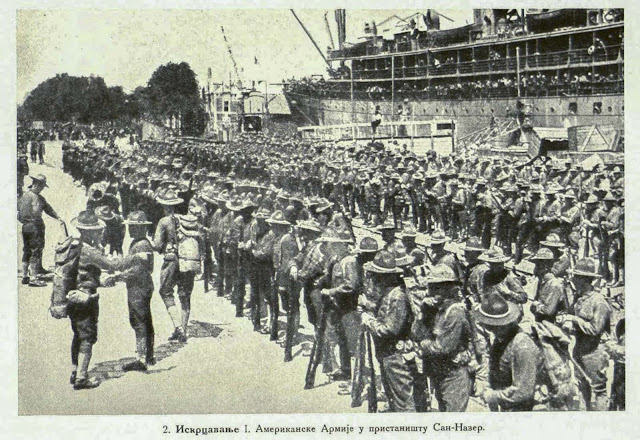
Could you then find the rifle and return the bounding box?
[350,328,366,408]
[366,330,378,413]
[304,298,329,389]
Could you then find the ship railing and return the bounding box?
[350,44,624,81]
[297,119,455,143]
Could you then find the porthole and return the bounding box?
[608,106,613,112]
[550,107,555,113]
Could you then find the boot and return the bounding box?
[165,304,181,329]
[123,338,148,371]
[74,345,99,390]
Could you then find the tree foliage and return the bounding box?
[18,62,207,135]
[145,62,206,135]
[19,74,130,124]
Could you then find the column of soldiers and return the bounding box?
[53,131,623,410]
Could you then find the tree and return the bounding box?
[19,73,132,124]
[146,62,204,135]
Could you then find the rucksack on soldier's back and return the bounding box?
[527,321,581,411]
[174,214,202,274]
[50,236,83,319]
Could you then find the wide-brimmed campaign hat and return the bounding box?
[156,188,184,205]
[478,247,511,264]
[297,219,323,233]
[567,258,602,278]
[266,210,291,226]
[252,206,272,220]
[423,264,460,284]
[29,174,49,188]
[462,236,486,253]
[393,244,414,267]
[540,233,565,248]
[364,250,403,274]
[355,236,379,254]
[377,220,397,232]
[317,227,353,243]
[124,210,152,226]
[201,187,218,205]
[71,210,106,230]
[529,247,556,262]
[95,205,116,221]
[472,291,522,327]
[427,230,448,246]
[400,224,417,238]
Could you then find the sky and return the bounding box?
[17,9,473,103]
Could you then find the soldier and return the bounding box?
[477,247,527,305]
[18,174,61,287]
[416,265,473,412]
[540,233,572,279]
[529,248,569,323]
[219,195,240,299]
[558,189,581,248]
[601,192,622,282]
[363,176,382,226]
[461,237,488,305]
[103,211,155,372]
[272,206,300,343]
[426,231,461,280]
[246,206,272,331]
[152,189,190,343]
[17,152,29,198]
[210,190,230,297]
[558,258,612,411]
[473,292,541,411]
[318,228,358,379]
[260,210,292,341]
[225,198,257,317]
[360,250,415,412]
[450,178,467,240]
[67,210,139,389]
[474,179,493,249]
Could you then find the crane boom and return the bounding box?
[290,10,331,67]
[220,25,243,89]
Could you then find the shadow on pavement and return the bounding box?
[89,321,223,385]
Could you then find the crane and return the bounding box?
[220,25,246,134]
[220,25,243,90]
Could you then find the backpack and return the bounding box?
[527,321,581,410]
[174,215,202,274]
[50,236,83,319]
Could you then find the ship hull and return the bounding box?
[286,93,623,138]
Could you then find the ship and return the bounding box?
[283,8,624,150]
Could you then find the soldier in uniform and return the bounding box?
[318,228,358,379]
[416,265,473,412]
[152,189,189,343]
[529,248,569,323]
[361,250,416,412]
[18,174,61,287]
[473,292,541,411]
[558,258,612,410]
[103,211,155,371]
[67,211,139,389]
[477,247,527,305]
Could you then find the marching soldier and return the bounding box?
[103,211,155,372]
